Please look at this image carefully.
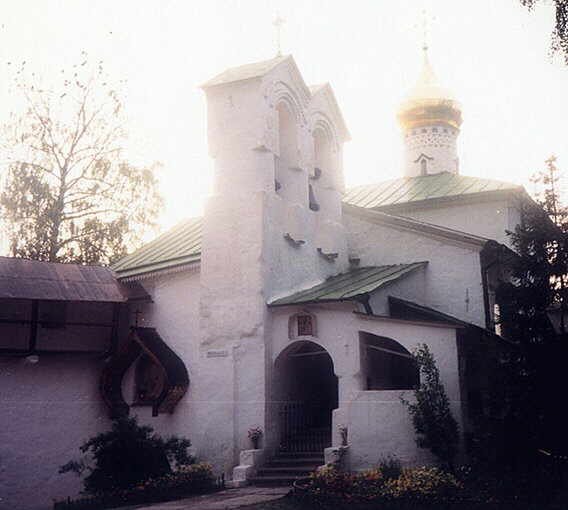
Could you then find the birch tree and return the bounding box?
[0,55,162,264]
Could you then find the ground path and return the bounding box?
[118,487,290,510]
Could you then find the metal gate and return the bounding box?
[279,401,331,452]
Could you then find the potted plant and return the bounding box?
[248,427,263,449]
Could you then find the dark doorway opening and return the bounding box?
[275,341,338,452]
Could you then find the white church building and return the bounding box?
[1,51,525,508]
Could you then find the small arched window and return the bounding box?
[275,103,300,203]
[359,333,418,390]
[421,158,428,175]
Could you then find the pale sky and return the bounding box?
[1,0,567,234]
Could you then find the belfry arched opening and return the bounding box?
[274,341,338,452]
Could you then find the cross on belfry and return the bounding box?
[273,13,285,57]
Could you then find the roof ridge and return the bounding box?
[201,54,291,88]
[268,262,427,307]
[344,173,524,210]
[343,203,490,246]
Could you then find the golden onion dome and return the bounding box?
[397,48,462,131]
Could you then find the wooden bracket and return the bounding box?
[284,233,305,247]
[317,248,338,262]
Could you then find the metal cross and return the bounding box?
[273,13,285,57]
[413,8,436,53]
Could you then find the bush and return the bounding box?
[401,344,459,467]
[378,455,402,480]
[382,467,463,501]
[53,462,216,510]
[59,416,194,495]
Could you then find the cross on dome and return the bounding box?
[419,8,435,52]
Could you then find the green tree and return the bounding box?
[0,54,162,264]
[490,156,568,461]
[402,344,459,468]
[521,0,568,64]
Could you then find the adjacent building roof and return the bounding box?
[343,172,523,211]
[112,200,494,280]
[268,262,427,307]
[111,217,202,280]
[0,256,137,302]
[112,172,519,280]
[388,296,515,346]
[388,296,468,326]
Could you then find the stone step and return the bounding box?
[266,458,322,467]
[257,466,316,476]
[274,451,325,459]
[249,475,305,487]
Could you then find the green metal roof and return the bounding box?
[114,172,519,280]
[268,262,427,307]
[111,217,202,279]
[343,172,523,210]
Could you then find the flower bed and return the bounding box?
[53,462,218,510]
[293,465,463,505]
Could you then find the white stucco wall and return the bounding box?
[0,298,116,510]
[367,266,427,316]
[392,195,522,249]
[344,214,486,327]
[268,304,463,469]
[123,269,204,460]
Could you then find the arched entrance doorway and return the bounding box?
[274,341,338,452]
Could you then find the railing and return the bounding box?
[279,401,331,453]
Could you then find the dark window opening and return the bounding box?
[309,184,320,211]
[40,301,67,329]
[420,158,428,175]
[360,333,419,390]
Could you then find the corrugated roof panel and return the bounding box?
[268,262,427,306]
[0,257,134,302]
[368,179,415,208]
[343,173,522,210]
[112,217,202,277]
[401,173,454,203]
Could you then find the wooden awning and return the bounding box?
[100,327,189,418]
